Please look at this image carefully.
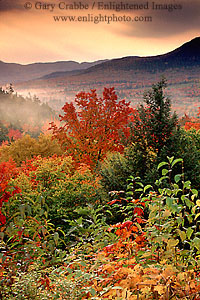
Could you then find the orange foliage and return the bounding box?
[7,128,22,142]
[50,87,131,169]
[41,117,60,134]
[63,222,200,300]
[184,107,200,130]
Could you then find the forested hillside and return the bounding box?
[15,37,200,116]
[0,79,200,299]
[0,86,56,143]
[0,60,107,84]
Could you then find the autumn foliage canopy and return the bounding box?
[1,82,200,299]
[50,87,131,168]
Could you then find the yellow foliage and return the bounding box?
[177,272,187,281]
[154,285,166,295]
[140,286,151,294]
[0,134,63,166]
[162,209,172,218]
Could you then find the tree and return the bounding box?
[181,107,200,130]
[159,127,200,189]
[99,79,179,192]
[0,134,63,166]
[5,83,14,94]
[130,78,178,156]
[7,128,22,142]
[50,88,131,169]
[0,122,9,145]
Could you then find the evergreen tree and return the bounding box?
[130,78,178,156]
[99,79,180,194]
[0,122,9,144]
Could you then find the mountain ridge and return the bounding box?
[0,59,108,84]
[5,36,200,117]
[37,37,200,80]
[80,36,200,74]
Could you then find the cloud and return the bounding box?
[112,0,200,38]
[0,0,199,63]
[0,0,55,13]
[0,0,22,12]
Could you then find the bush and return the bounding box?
[0,134,63,166]
[7,156,104,238]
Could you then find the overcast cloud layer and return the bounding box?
[117,0,200,38]
[1,0,199,37]
[0,0,199,63]
[0,0,23,12]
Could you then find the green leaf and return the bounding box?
[135,188,143,192]
[193,237,200,250]
[162,169,169,176]
[181,195,186,203]
[166,197,173,209]
[9,242,21,249]
[186,228,194,239]
[176,216,183,226]
[157,162,168,170]
[171,158,183,168]
[191,189,198,197]
[136,223,142,232]
[76,217,83,225]
[183,181,191,190]
[164,188,172,196]
[160,176,169,182]
[167,156,174,164]
[171,204,181,213]
[126,191,133,195]
[144,185,152,193]
[80,261,87,267]
[54,232,59,246]
[105,210,113,216]
[67,267,73,274]
[174,174,181,183]
[39,209,45,216]
[192,206,196,214]
[177,229,186,242]
[89,288,96,296]
[74,270,82,278]
[185,198,194,209]
[136,182,144,188]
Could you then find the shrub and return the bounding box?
[0,134,63,166]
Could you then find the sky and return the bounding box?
[0,0,199,64]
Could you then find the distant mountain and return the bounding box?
[15,37,200,116]
[0,59,107,84]
[79,37,200,74]
[36,37,200,81]
[41,69,85,79]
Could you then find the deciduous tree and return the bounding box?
[50,87,131,168]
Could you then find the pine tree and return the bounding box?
[130,78,178,156]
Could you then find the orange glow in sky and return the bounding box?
[0,0,199,64]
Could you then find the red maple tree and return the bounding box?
[50,87,131,168]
